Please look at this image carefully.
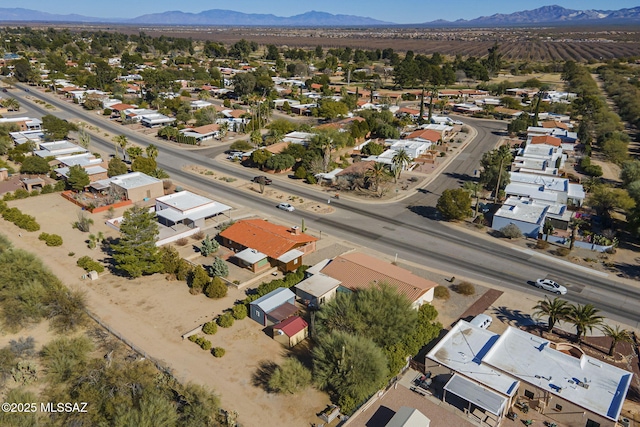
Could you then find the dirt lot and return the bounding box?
[0,194,331,427]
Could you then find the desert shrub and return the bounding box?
[9,337,36,358]
[556,247,571,257]
[40,184,53,194]
[217,313,234,328]
[535,239,549,249]
[175,237,189,246]
[232,304,248,320]
[175,259,192,281]
[455,281,475,296]
[434,285,450,300]
[38,232,63,246]
[212,347,226,358]
[188,265,210,295]
[188,334,199,343]
[200,339,212,351]
[76,256,105,273]
[204,277,227,299]
[13,189,29,199]
[2,207,40,231]
[500,224,522,239]
[192,230,205,240]
[202,321,218,335]
[268,358,312,394]
[40,336,93,383]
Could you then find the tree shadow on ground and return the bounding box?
[443,171,474,183]
[251,360,278,391]
[491,305,538,328]
[408,205,440,220]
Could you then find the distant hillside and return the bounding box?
[0,5,639,27]
[418,5,640,27]
[127,10,393,26]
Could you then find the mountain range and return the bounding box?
[0,5,639,26]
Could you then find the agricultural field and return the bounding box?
[45,23,640,61]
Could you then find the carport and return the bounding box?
[443,374,509,426]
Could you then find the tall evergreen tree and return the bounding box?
[111,206,163,278]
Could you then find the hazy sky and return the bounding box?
[11,1,640,24]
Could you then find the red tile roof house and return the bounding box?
[219,219,318,272]
[530,135,562,147]
[272,315,308,348]
[319,252,438,308]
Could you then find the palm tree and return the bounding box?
[126,146,143,161]
[566,304,604,343]
[601,325,632,357]
[365,162,389,192]
[391,149,411,183]
[3,97,19,111]
[113,135,128,159]
[463,182,483,217]
[146,144,159,160]
[533,296,570,332]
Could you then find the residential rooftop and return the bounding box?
[494,201,548,225]
[156,191,215,212]
[484,327,632,421]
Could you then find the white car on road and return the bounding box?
[535,279,567,295]
[277,203,295,212]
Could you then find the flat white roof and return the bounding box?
[505,183,560,203]
[568,183,586,199]
[483,327,632,421]
[295,274,341,297]
[93,172,161,190]
[235,248,268,264]
[277,249,304,263]
[495,202,547,225]
[510,172,568,192]
[156,191,214,212]
[426,320,520,397]
[57,153,101,167]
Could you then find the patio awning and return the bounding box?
[277,249,304,263]
[156,208,185,223]
[444,374,508,416]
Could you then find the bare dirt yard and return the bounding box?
[0,193,331,427]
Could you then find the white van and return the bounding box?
[470,314,492,329]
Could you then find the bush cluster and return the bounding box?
[500,224,522,239]
[434,285,450,300]
[556,247,571,257]
[202,321,218,335]
[580,156,603,177]
[188,334,212,350]
[1,207,40,231]
[76,256,105,273]
[38,232,63,247]
[232,304,248,320]
[454,281,476,296]
[217,313,234,328]
[212,347,226,358]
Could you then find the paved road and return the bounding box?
[7,84,640,327]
